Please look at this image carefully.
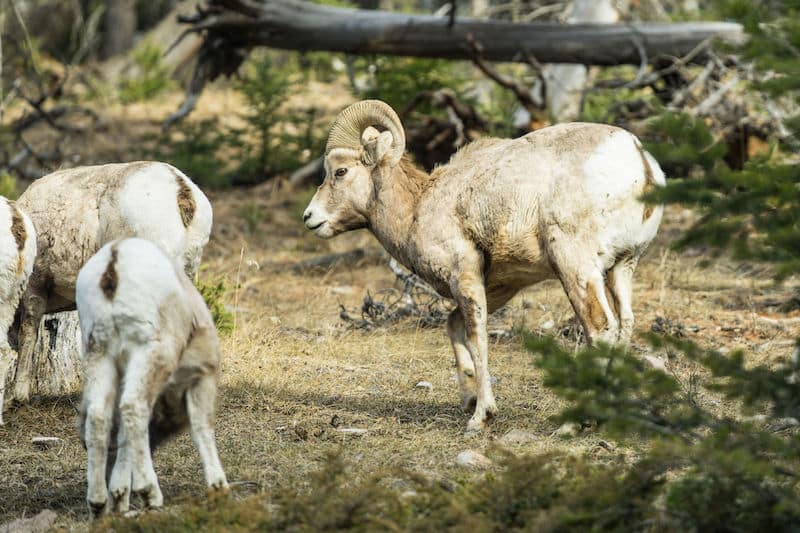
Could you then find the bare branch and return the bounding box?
[692,75,740,117]
[467,34,541,117]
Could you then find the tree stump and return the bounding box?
[7,312,83,399]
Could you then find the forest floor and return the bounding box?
[0,87,798,531]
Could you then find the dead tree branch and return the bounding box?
[467,34,542,117]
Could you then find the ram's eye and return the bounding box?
[334,168,348,178]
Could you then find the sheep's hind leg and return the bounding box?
[0,293,18,424]
[446,310,477,413]
[186,373,228,493]
[548,237,619,345]
[605,255,639,345]
[82,354,118,517]
[0,345,13,426]
[112,346,170,511]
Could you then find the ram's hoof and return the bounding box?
[87,500,107,519]
[460,395,477,414]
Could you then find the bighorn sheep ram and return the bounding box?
[11,161,212,404]
[303,100,664,434]
[77,238,227,515]
[0,198,36,425]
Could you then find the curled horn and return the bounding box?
[325,100,406,166]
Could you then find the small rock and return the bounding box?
[456,450,492,470]
[488,329,513,340]
[439,478,458,492]
[499,429,537,445]
[769,417,800,432]
[553,422,581,438]
[400,490,418,500]
[643,355,667,372]
[0,509,57,533]
[490,375,499,385]
[539,319,555,330]
[335,427,368,436]
[415,381,433,391]
[330,286,354,295]
[31,436,62,450]
[596,440,616,451]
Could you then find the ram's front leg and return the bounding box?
[446,310,477,413]
[452,272,496,436]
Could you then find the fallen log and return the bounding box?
[166,0,743,125]
[177,0,742,65]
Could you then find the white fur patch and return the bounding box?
[583,131,644,201]
[115,163,212,275]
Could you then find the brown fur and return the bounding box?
[585,280,609,333]
[397,156,437,196]
[174,171,196,228]
[637,145,657,222]
[99,245,119,300]
[9,202,26,275]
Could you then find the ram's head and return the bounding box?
[302,100,405,238]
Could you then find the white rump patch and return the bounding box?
[582,132,644,201]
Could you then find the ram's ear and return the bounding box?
[361,128,395,167]
[361,126,380,145]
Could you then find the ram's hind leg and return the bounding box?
[548,236,619,345]
[81,352,118,517]
[111,344,171,512]
[605,255,639,344]
[0,307,16,424]
[186,373,228,493]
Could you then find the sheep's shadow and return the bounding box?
[217,381,500,432]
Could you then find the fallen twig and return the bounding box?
[692,76,740,116]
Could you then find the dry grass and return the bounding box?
[1,86,799,530]
[1,184,798,530]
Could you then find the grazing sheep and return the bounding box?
[303,100,664,434]
[0,198,35,424]
[12,161,212,403]
[77,238,227,516]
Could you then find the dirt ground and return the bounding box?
[0,88,798,530]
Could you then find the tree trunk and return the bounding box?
[102,0,137,58]
[8,312,83,398]
[544,0,623,121]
